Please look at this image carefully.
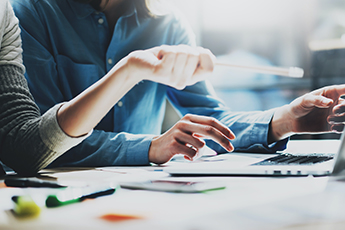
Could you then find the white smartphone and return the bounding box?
[119,180,226,193]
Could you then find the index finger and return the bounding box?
[332,84,345,96]
[186,114,235,140]
[313,84,345,97]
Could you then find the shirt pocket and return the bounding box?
[56,54,99,100]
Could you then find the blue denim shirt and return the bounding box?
[10,0,287,167]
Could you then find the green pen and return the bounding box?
[12,195,41,218]
[46,186,116,208]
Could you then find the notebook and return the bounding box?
[164,132,345,176]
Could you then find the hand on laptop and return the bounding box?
[149,114,235,164]
[269,84,345,142]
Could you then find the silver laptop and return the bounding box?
[165,132,345,176]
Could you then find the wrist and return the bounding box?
[125,51,152,84]
[114,55,142,86]
[269,105,295,142]
[148,136,160,164]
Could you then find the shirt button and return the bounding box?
[117,101,123,107]
[107,58,113,65]
[98,18,104,24]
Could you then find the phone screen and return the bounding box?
[120,180,226,193]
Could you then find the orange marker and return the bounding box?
[100,213,143,222]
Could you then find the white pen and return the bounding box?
[215,61,304,78]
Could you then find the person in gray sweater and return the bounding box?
[0,0,221,176]
[0,0,88,175]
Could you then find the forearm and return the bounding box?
[48,131,154,168]
[57,57,139,137]
[56,44,215,137]
[216,109,289,153]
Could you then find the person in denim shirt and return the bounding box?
[1,0,220,175]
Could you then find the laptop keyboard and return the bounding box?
[253,153,334,165]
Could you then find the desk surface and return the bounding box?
[1,139,345,230]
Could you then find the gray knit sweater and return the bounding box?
[0,0,90,176]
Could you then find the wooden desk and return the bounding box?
[1,140,344,230]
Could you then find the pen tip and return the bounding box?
[289,67,304,78]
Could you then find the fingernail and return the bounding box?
[323,98,332,104]
[184,155,192,161]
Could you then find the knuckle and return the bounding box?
[175,120,187,130]
[176,79,188,89]
[172,123,182,132]
[209,117,218,125]
[175,84,186,90]
[184,114,193,120]
[160,45,169,50]
[204,126,215,135]
[195,140,205,148]
[170,139,179,149]
[221,139,230,146]
[177,44,189,49]
[187,53,199,60]
[177,51,188,58]
[185,147,196,156]
[168,50,177,57]
[175,120,183,127]
[300,94,311,106]
[184,149,195,157]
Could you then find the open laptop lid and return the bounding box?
[331,131,345,175]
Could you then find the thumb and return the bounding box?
[305,95,333,108]
[133,49,161,67]
[147,45,172,60]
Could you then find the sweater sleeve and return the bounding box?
[0,65,91,175]
[0,0,23,70]
[0,0,91,175]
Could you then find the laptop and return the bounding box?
[164,132,345,176]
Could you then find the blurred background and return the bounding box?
[162,0,345,139]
